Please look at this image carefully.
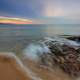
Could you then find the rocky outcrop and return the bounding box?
[38,37,80,77]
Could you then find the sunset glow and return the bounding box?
[0,17,32,24]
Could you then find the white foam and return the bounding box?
[23,43,50,61]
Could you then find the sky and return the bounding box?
[0,0,80,20]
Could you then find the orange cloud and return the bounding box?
[0,17,32,24]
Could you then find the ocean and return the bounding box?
[0,24,80,52]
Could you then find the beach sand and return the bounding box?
[0,52,79,80]
[0,52,31,80]
[22,58,74,80]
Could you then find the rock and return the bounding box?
[23,36,80,77]
[38,37,80,77]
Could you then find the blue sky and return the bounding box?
[0,0,80,20]
[0,0,44,18]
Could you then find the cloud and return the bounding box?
[0,0,80,19]
[42,0,80,20]
[42,0,64,17]
[44,5,64,17]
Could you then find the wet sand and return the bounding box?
[0,52,31,80]
[0,52,79,80]
[22,58,74,80]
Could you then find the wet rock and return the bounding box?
[38,37,80,77]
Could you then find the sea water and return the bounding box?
[0,24,80,52]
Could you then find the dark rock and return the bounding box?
[38,37,80,77]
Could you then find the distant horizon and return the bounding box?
[0,16,80,24]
